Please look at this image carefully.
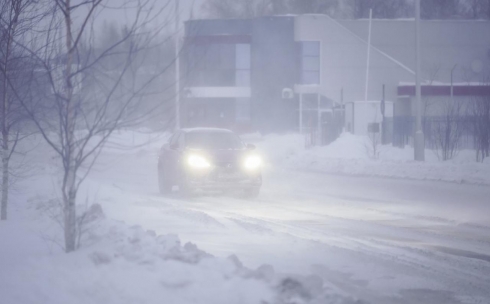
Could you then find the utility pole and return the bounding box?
[317,93,321,145]
[299,93,303,133]
[364,9,373,102]
[414,0,425,161]
[381,84,386,144]
[175,0,181,130]
[450,64,457,104]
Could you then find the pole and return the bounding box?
[450,64,457,104]
[414,0,425,161]
[299,93,303,133]
[317,93,321,145]
[364,9,373,102]
[381,84,386,144]
[175,0,180,130]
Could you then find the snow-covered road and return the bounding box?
[89,146,490,304]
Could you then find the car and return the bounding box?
[158,128,262,198]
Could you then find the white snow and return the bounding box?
[399,81,490,86]
[0,215,275,304]
[2,129,490,304]
[251,132,490,186]
[1,130,364,304]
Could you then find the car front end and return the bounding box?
[182,150,262,193]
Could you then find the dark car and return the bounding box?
[158,128,262,198]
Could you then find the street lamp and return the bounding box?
[451,64,457,103]
[414,0,425,161]
[175,0,181,130]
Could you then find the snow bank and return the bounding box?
[253,132,490,186]
[0,204,358,304]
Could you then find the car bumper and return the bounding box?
[186,170,262,191]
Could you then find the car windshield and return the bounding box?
[185,131,244,150]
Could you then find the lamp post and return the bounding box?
[175,0,180,130]
[414,0,425,161]
[450,64,457,104]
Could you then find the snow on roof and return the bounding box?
[348,100,394,104]
[346,18,490,23]
[399,81,490,86]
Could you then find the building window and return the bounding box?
[186,42,251,87]
[235,98,251,122]
[187,43,235,86]
[299,41,320,85]
[235,44,251,87]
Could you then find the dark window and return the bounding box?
[186,42,251,87]
[185,132,244,150]
[299,41,320,85]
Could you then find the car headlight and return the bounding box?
[187,154,211,169]
[243,155,262,170]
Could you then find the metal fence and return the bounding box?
[392,116,476,149]
[321,109,345,145]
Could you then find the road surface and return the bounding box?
[92,150,490,304]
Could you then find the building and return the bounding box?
[181,15,490,138]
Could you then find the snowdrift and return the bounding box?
[0,206,358,304]
[251,132,490,186]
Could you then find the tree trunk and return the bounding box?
[1,45,9,221]
[63,168,77,252]
[1,76,8,221]
[0,0,20,220]
[0,146,7,221]
[62,0,77,252]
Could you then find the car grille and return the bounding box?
[212,162,244,181]
[215,162,238,169]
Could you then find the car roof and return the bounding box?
[180,128,234,134]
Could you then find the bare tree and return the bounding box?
[432,100,465,160]
[460,0,490,19]
[11,0,176,252]
[421,0,459,19]
[202,0,274,18]
[347,0,413,19]
[471,78,490,162]
[0,0,41,220]
[288,0,339,15]
[472,96,490,162]
[202,0,486,20]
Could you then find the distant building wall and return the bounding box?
[294,15,415,107]
[251,16,297,133]
[182,16,490,133]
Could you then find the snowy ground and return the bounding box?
[249,132,490,186]
[2,130,490,304]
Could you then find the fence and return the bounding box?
[322,108,345,145]
[393,116,476,149]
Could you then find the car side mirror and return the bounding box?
[246,144,256,150]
